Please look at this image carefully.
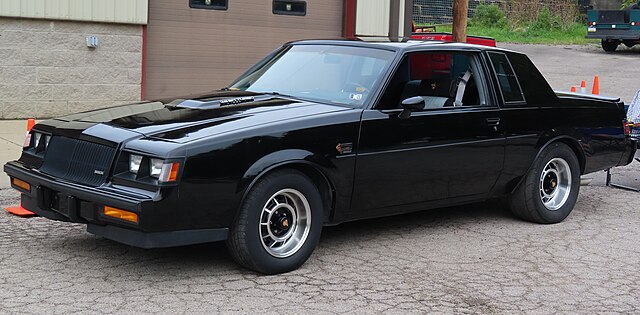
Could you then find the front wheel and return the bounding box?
[226,169,323,274]
[508,142,580,224]
[601,39,619,52]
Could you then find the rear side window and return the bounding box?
[507,53,558,106]
[488,52,525,104]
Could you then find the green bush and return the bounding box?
[622,0,639,9]
[529,7,562,33]
[472,4,508,28]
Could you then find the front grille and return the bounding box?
[40,137,117,187]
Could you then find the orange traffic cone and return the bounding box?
[592,76,600,95]
[26,118,35,131]
[5,201,36,217]
[5,119,37,217]
[570,86,577,93]
[580,80,587,93]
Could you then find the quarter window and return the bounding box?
[189,0,228,10]
[488,52,525,103]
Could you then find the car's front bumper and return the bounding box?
[4,161,228,248]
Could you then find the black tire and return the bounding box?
[623,40,636,48]
[508,142,581,224]
[601,39,619,52]
[226,169,323,274]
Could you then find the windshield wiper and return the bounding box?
[258,91,293,98]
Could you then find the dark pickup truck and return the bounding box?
[4,40,636,274]
[587,1,640,51]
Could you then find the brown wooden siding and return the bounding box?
[145,0,344,99]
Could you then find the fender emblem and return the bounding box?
[94,170,105,175]
[336,142,353,155]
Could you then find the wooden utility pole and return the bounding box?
[452,0,469,43]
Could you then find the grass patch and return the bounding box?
[421,23,597,45]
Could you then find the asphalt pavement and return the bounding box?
[1,43,639,313]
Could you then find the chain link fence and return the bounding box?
[413,0,592,25]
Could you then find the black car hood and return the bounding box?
[45,91,351,144]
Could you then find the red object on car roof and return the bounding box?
[411,33,497,47]
[410,23,497,47]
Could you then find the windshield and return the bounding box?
[229,45,395,107]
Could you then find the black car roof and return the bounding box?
[287,39,519,54]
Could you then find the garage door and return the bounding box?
[145,0,344,99]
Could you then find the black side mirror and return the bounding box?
[399,96,425,119]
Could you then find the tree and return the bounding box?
[452,0,469,42]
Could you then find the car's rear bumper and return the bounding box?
[4,161,228,248]
[619,139,638,166]
[586,29,640,40]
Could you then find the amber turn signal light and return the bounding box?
[158,162,180,182]
[103,206,139,223]
[11,178,31,192]
[168,162,180,182]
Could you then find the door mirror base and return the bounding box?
[399,96,425,119]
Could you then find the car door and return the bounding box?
[350,50,505,217]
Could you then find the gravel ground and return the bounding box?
[1,166,639,314]
[1,43,640,314]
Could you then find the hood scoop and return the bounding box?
[173,96,261,109]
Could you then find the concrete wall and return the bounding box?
[0,17,142,119]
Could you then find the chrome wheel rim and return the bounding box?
[259,188,311,258]
[540,157,572,211]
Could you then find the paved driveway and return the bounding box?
[1,44,639,314]
[1,165,639,314]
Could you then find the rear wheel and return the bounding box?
[508,142,580,224]
[226,169,323,274]
[601,39,619,52]
[623,40,636,48]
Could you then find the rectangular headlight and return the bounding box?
[129,154,143,173]
[150,158,163,177]
[33,133,42,148]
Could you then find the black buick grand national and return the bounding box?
[4,40,636,274]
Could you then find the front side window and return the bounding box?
[488,52,525,104]
[377,51,486,110]
[229,45,395,107]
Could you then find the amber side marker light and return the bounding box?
[158,162,180,183]
[103,206,138,223]
[12,178,31,192]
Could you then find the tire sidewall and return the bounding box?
[241,171,323,274]
[601,39,619,52]
[529,143,580,223]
